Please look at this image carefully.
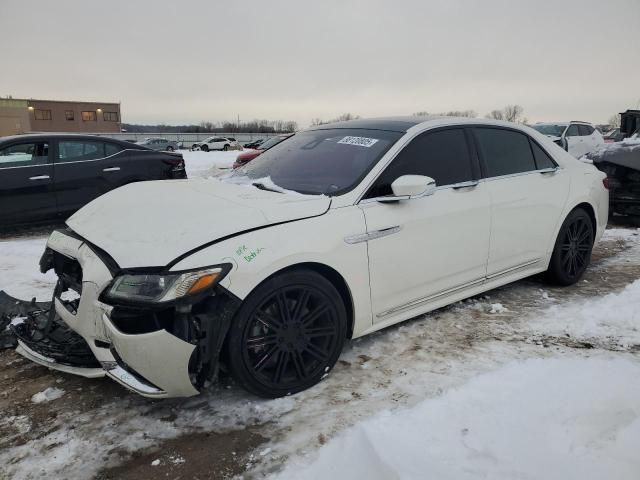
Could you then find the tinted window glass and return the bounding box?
[105,142,123,156]
[0,142,49,167]
[234,128,403,195]
[530,141,556,169]
[58,141,105,162]
[565,125,580,137]
[366,129,473,198]
[475,128,536,177]
[578,124,593,136]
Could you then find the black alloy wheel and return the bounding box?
[227,270,347,398]
[547,208,594,285]
[201,144,209,152]
[223,144,230,151]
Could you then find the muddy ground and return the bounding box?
[1,227,639,479]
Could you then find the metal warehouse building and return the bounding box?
[0,97,121,137]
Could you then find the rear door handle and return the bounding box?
[103,167,121,172]
[29,175,50,181]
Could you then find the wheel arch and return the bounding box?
[572,201,597,236]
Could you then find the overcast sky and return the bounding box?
[1,0,638,127]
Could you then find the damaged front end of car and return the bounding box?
[4,229,240,398]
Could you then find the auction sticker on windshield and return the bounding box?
[337,136,379,148]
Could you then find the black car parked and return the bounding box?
[0,134,186,227]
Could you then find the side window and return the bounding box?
[57,141,105,162]
[366,129,474,198]
[578,124,593,136]
[565,125,580,137]
[530,141,557,170]
[104,142,123,156]
[474,128,536,177]
[0,142,49,167]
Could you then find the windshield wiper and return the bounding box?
[251,182,282,193]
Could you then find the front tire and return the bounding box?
[546,208,594,286]
[223,144,230,151]
[227,270,347,398]
[201,144,209,152]
[166,146,174,152]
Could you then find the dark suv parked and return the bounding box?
[0,134,186,227]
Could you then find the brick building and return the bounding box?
[0,97,121,136]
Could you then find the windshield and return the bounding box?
[230,128,403,195]
[258,135,290,150]
[532,124,566,137]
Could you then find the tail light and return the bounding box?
[603,177,610,190]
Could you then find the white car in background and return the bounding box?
[191,136,241,152]
[17,117,609,399]
[532,121,604,158]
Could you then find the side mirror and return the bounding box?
[377,175,436,203]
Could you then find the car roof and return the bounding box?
[0,133,138,148]
[308,116,428,133]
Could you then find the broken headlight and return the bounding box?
[102,266,230,305]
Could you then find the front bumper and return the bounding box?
[17,230,200,398]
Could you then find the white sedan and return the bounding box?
[17,117,609,398]
[191,136,240,151]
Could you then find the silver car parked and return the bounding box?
[136,137,178,152]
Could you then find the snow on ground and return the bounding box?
[0,235,55,301]
[531,279,640,348]
[276,356,640,480]
[0,221,639,478]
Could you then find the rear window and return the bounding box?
[58,141,104,162]
[234,128,403,195]
[474,128,537,177]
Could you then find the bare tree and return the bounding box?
[485,105,525,123]
[608,114,621,129]
[486,110,505,120]
[503,105,524,123]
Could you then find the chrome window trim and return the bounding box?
[0,148,145,170]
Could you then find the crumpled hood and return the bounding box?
[66,179,330,268]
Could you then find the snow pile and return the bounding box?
[0,235,56,300]
[531,279,640,347]
[31,387,65,404]
[276,356,640,480]
[181,150,241,178]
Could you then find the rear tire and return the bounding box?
[166,146,174,152]
[227,269,347,398]
[546,208,594,286]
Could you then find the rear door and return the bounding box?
[0,139,56,224]
[473,127,569,276]
[53,139,127,216]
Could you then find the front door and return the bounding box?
[361,128,491,323]
[0,139,56,225]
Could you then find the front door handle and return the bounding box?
[103,167,121,172]
[29,175,50,181]
[452,180,479,190]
